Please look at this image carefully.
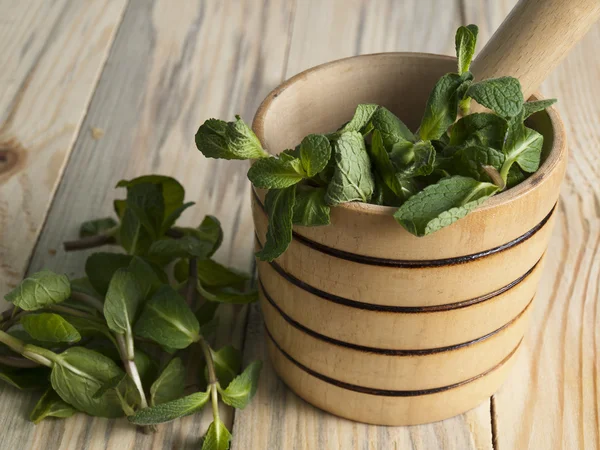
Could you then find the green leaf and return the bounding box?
[196,259,249,288]
[325,131,375,205]
[455,25,478,74]
[162,201,195,233]
[196,116,269,160]
[202,418,232,450]
[506,164,528,188]
[6,326,59,349]
[501,112,544,178]
[394,141,436,178]
[149,236,214,259]
[197,283,258,305]
[125,183,165,240]
[119,208,153,256]
[368,130,408,199]
[247,157,305,189]
[128,256,165,298]
[209,345,242,389]
[116,175,186,219]
[255,186,296,262]
[466,77,524,118]
[419,73,464,140]
[218,361,262,409]
[523,99,557,119]
[394,176,499,236]
[0,366,50,390]
[114,199,127,219]
[292,186,331,226]
[450,146,506,181]
[103,268,143,337]
[51,347,126,418]
[64,316,116,345]
[4,270,71,311]
[129,390,210,425]
[134,285,200,349]
[195,301,220,327]
[150,358,185,406]
[196,215,224,256]
[29,388,77,424]
[298,134,331,177]
[79,217,117,238]
[85,253,133,296]
[92,374,127,400]
[371,107,414,147]
[449,113,508,149]
[70,277,102,300]
[340,104,379,134]
[134,349,158,388]
[21,314,81,344]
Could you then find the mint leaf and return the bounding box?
[450,113,508,149]
[218,361,262,409]
[149,236,214,259]
[292,186,331,226]
[150,358,185,406]
[119,208,153,256]
[70,277,102,300]
[197,283,258,305]
[394,176,499,236]
[117,175,185,219]
[4,270,70,311]
[247,157,305,189]
[340,104,379,134]
[130,390,210,425]
[196,259,249,288]
[196,215,223,256]
[466,77,524,118]
[103,268,143,337]
[128,256,165,299]
[325,131,374,205]
[134,285,200,349]
[58,316,115,345]
[506,164,527,188]
[202,418,231,450]
[196,116,268,160]
[124,183,165,240]
[51,347,126,418]
[209,345,242,389]
[371,107,414,147]
[450,146,505,181]
[85,253,133,295]
[79,217,117,238]
[255,186,296,262]
[299,134,331,177]
[419,73,463,140]
[395,141,436,178]
[523,99,557,119]
[21,313,81,344]
[29,388,77,424]
[369,129,407,198]
[162,202,195,233]
[500,111,544,181]
[455,24,478,74]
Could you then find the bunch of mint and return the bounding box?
[195,24,556,261]
[0,175,260,450]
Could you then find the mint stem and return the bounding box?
[185,258,198,307]
[198,336,220,422]
[47,304,103,322]
[63,234,117,251]
[0,329,55,367]
[0,355,40,368]
[70,292,105,313]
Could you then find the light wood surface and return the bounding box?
[0,0,597,448]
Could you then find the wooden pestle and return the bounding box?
[470,0,600,101]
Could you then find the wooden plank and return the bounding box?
[0,0,127,299]
[232,1,495,449]
[463,1,600,448]
[0,0,294,449]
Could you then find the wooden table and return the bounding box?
[0,1,598,449]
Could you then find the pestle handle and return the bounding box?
[470,0,600,100]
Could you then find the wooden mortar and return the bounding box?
[250,0,598,426]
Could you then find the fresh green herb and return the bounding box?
[0,175,259,448]
[195,23,556,262]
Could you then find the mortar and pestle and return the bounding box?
[251,0,600,425]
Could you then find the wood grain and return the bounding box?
[232,0,495,448]
[465,1,600,448]
[0,0,127,301]
[0,0,293,449]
